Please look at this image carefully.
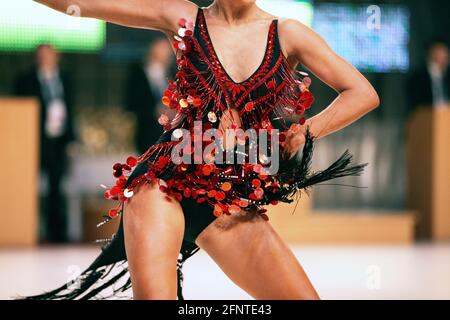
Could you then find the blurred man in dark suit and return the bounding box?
[125,38,174,155]
[15,44,76,243]
[409,40,450,111]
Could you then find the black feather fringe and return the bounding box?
[18,217,129,300]
[265,126,368,204]
[18,215,197,300]
[176,242,200,300]
[17,127,367,300]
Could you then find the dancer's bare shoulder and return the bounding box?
[277,18,324,64]
[277,17,379,106]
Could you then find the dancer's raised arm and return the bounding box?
[33,0,198,33]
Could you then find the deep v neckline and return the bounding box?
[200,8,276,85]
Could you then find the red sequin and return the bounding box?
[122,164,131,171]
[113,168,122,178]
[183,188,192,198]
[202,164,214,176]
[221,182,232,192]
[110,186,120,196]
[155,156,169,169]
[300,90,314,110]
[252,179,262,188]
[126,156,138,167]
[117,177,127,187]
[254,188,264,199]
[215,191,226,201]
[267,79,276,90]
[207,190,217,198]
[299,117,306,125]
[244,102,254,112]
[213,204,223,217]
[239,200,249,208]
[193,98,203,107]
[174,193,183,202]
[109,208,119,218]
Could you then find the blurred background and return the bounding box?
[1,0,450,299]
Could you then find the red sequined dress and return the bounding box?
[25,8,366,300]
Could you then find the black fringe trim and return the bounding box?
[264,126,368,204]
[18,216,198,300]
[17,127,367,300]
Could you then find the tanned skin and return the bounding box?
[34,0,379,299]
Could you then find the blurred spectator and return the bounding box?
[125,38,174,155]
[14,44,76,243]
[409,39,450,111]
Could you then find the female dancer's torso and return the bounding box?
[25,6,366,302]
[116,7,314,216]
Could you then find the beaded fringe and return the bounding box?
[18,127,367,300]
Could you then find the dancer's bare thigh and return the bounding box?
[195,211,320,300]
[123,181,185,300]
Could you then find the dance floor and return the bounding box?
[1,244,450,300]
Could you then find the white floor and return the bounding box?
[1,244,450,300]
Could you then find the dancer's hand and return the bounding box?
[281,125,306,160]
[218,108,243,151]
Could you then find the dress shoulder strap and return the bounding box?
[195,7,204,27]
[192,7,205,40]
[270,18,283,61]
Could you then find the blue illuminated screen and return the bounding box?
[313,3,410,73]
